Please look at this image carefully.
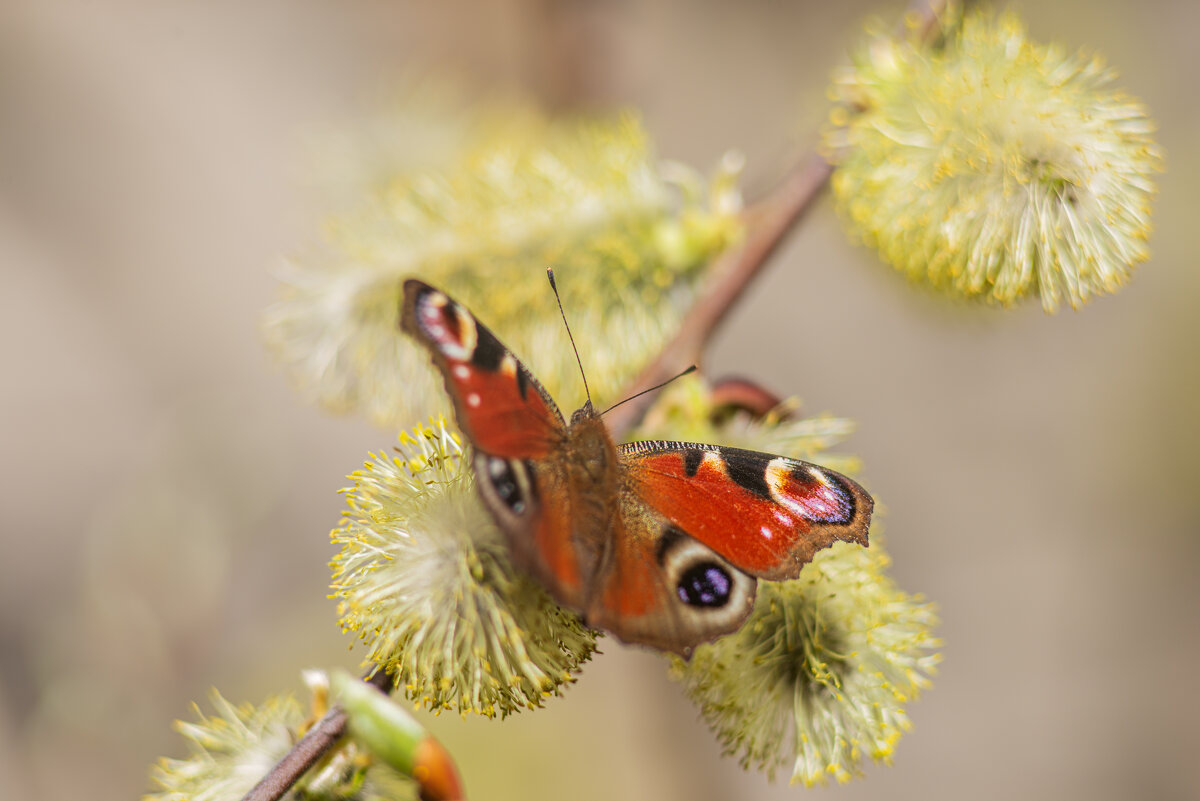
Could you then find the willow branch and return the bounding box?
[240,670,392,801]
[605,152,832,437]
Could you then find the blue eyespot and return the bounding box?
[676,563,732,608]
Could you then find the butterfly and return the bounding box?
[400,278,873,656]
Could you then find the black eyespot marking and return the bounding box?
[655,526,685,565]
[472,327,506,371]
[485,457,534,515]
[682,450,703,478]
[676,562,733,608]
[515,365,530,400]
[723,451,772,500]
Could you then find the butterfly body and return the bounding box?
[401,280,872,655]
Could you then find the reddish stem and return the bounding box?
[710,377,786,419]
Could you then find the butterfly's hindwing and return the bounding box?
[585,515,757,655]
[471,450,587,609]
[475,454,537,520]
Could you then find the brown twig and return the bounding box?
[241,670,392,801]
[605,152,833,438]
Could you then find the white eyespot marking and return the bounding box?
[467,393,482,408]
[417,294,477,361]
[453,364,471,380]
[659,534,756,629]
[760,525,774,540]
[700,451,724,475]
[500,353,518,378]
[764,458,790,492]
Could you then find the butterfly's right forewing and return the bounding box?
[618,441,872,581]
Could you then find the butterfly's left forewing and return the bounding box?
[401,280,565,459]
[401,279,589,608]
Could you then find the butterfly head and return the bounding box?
[569,399,597,425]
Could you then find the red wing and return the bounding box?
[618,441,873,582]
[475,450,589,611]
[583,509,758,656]
[401,280,564,459]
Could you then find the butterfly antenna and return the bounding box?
[546,267,592,407]
[600,365,698,417]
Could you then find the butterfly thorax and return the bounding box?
[559,404,622,589]
[563,404,620,527]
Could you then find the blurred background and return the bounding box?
[1,1,1197,800]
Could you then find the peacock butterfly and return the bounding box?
[400,278,873,656]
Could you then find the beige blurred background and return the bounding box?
[2,1,1197,800]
